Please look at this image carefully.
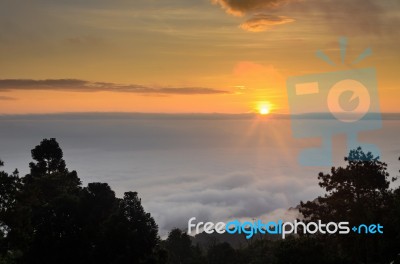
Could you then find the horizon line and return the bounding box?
[0,111,399,120]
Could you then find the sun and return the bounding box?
[258,104,271,115]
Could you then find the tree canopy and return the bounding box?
[0,138,161,264]
[299,147,399,263]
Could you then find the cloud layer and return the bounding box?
[0,113,327,235]
[212,0,400,34]
[302,0,400,35]
[1,113,399,235]
[0,79,229,95]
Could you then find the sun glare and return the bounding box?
[260,107,269,115]
[258,103,271,115]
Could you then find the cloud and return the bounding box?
[0,79,229,95]
[211,0,296,32]
[212,0,291,16]
[240,14,294,32]
[145,172,314,235]
[0,113,328,235]
[1,113,399,236]
[211,0,400,35]
[0,95,16,100]
[303,0,400,35]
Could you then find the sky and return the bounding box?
[0,0,399,114]
[0,0,399,236]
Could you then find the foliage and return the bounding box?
[164,228,205,264]
[0,138,160,264]
[299,147,399,263]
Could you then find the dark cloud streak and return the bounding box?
[212,0,291,16]
[0,95,16,100]
[212,0,296,31]
[0,79,229,95]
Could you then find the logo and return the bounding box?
[286,37,381,166]
[188,217,383,239]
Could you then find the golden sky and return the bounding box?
[0,0,399,114]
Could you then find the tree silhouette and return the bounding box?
[0,161,21,263]
[300,147,399,263]
[164,228,205,264]
[165,228,193,264]
[0,138,161,264]
[207,242,237,264]
[93,191,160,264]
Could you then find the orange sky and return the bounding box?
[0,0,399,114]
